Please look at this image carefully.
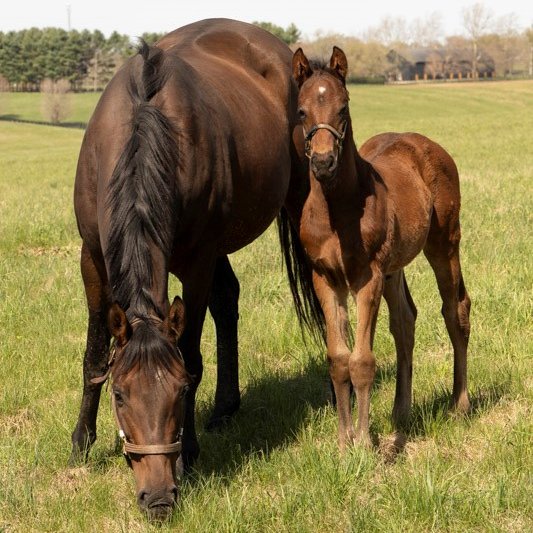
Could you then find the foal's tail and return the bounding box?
[106,42,179,312]
[277,207,326,343]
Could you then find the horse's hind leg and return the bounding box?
[69,243,110,464]
[424,238,471,413]
[206,255,241,431]
[383,270,417,429]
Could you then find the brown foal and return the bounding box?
[292,47,471,449]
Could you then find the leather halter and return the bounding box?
[303,121,347,159]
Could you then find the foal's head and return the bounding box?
[106,296,190,522]
[293,46,350,184]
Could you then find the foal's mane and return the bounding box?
[106,42,179,317]
[308,58,346,84]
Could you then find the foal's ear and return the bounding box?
[292,48,313,88]
[166,295,186,343]
[329,46,348,83]
[108,303,132,347]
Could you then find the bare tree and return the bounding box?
[462,3,493,78]
[40,79,72,124]
[0,75,10,92]
[411,13,444,47]
[527,25,533,77]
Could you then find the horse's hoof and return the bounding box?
[205,399,240,432]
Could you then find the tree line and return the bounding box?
[0,10,531,91]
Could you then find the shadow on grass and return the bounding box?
[0,115,86,129]
[191,353,330,478]
[378,379,511,462]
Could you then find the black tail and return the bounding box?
[106,42,179,315]
[277,207,325,343]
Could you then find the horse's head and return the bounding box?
[105,296,190,522]
[293,46,350,184]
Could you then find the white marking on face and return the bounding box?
[318,86,327,95]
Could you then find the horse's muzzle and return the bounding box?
[138,486,178,522]
[311,152,339,182]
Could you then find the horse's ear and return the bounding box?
[166,295,186,343]
[329,46,348,83]
[108,303,131,347]
[293,48,313,88]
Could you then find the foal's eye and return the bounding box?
[298,108,306,120]
[113,390,124,407]
[339,104,348,117]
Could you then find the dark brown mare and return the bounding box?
[70,19,307,520]
[285,46,471,450]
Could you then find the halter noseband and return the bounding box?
[304,121,347,159]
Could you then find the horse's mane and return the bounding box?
[114,321,184,378]
[308,58,345,84]
[106,41,179,316]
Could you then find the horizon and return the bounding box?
[2,0,532,41]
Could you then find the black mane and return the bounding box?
[106,42,179,316]
[114,321,184,378]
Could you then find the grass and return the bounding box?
[0,91,99,127]
[0,80,532,532]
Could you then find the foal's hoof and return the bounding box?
[205,398,240,432]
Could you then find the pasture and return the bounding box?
[0,81,531,532]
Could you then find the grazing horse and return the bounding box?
[284,46,471,450]
[70,18,305,520]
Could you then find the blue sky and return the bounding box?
[2,0,531,39]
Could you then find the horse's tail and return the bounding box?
[106,41,179,313]
[277,207,326,343]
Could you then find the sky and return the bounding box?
[2,0,532,40]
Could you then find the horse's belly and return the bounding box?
[386,186,433,272]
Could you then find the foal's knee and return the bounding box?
[349,350,376,389]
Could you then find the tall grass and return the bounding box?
[0,81,531,532]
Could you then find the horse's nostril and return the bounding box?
[170,485,178,501]
[137,489,149,506]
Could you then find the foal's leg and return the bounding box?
[349,269,384,446]
[424,243,471,412]
[383,270,417,429]
[312,272,354,450]
[206,255,241,431]
[70,243,110,464]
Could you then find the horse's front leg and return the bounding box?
[206,255,240,431]
[349,267,383,447]
[70,243,110,464]
[312,271,354,450]
[178,258,217,472]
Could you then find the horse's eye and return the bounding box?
[339,105,348,117]
[298,108,306,120]
[113,390,124,407]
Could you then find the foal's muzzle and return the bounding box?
[311,152,338,182]
[304,122,347,182]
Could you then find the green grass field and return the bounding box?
[0,81,532,532]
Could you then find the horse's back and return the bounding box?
[360,132,460,203]
[75,18,299,262]
[360,132,462,270]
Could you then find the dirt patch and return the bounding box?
[17,244,81,258]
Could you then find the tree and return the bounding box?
[527,25,533,76]
[462,3,492,78]
[40,78,72,123]
[252,22,301,45]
